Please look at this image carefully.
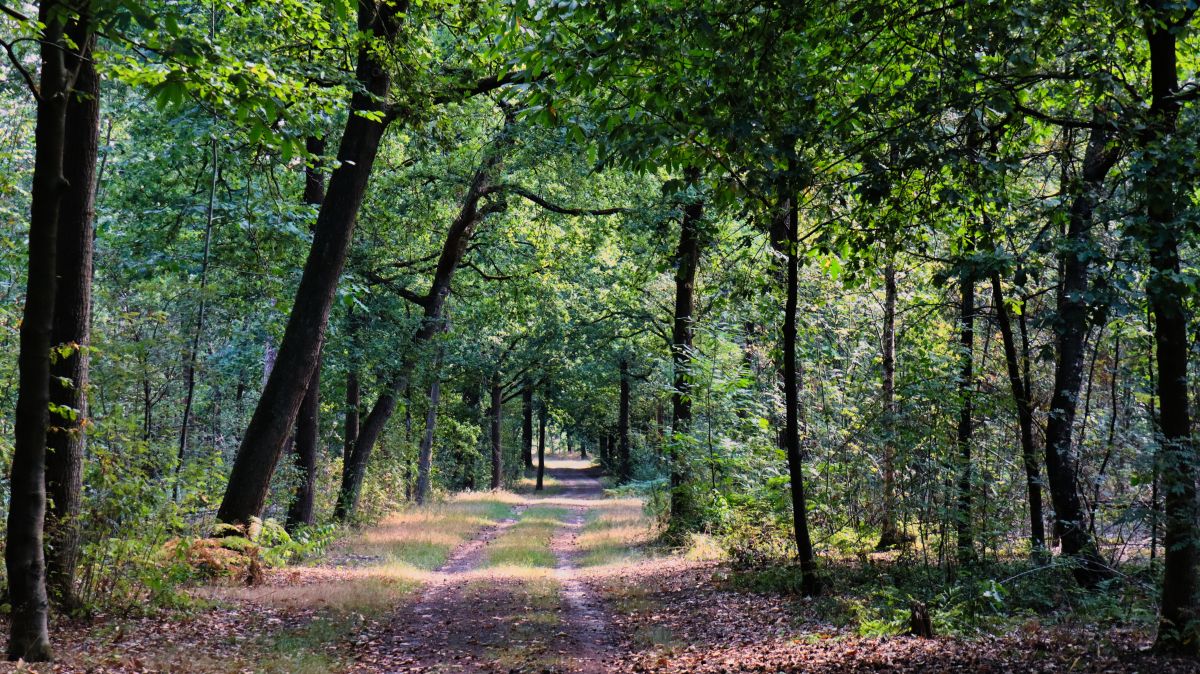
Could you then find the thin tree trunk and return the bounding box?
[1041,122,1118,587]
[781,195,819,595]
[175,135,219,501]
[989,272,1046,552]
[45,9,99,610]
[955,273,976,566]
[536,403,547,491]
[667,171,703,539]
[522,383,534,470]
[217,0,407,527]
[285,136,327,532]
[490,379,503,490]
[415,373,441,505]
[1144,4,1198,653]
[8,0,73,660]
[877,258,901,550]
[618,358,632,482]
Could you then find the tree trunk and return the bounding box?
[536,404,547,491]
[335,129,510,519]
[45,9,99,610]
[779,196,820,595]
[216,0,406,527]
[666,171,703,539]
[989,272,1046,552]
[344,367,360,485]
[1041,122,1118,587]
[876,258,902,550]
[285,136,327,532]
[1144,5,1198,653]
[175,137,218,500]
[490,380,503,490]
[618,358,632,482]
[955,273,976,566]
[415,374,440,505]
[8,0,73,660]
[522,383,534,470]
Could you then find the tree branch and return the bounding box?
[490,184,627,215]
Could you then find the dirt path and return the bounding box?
[348,459,618,673]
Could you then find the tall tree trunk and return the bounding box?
[618,358,632,483]
[415,373,440,505]
[955,274,976,566]
[536,403,547,491]
[8,0,73,660]
[490,379,503,490]
[1042,122,1118,587]
[522,383,534,470]
[217,0,406,527]
[781,196,819,595]
[45,9,99,610]
[285,137,327,532]
[335,130,509,519]
[876,258,902,550]
[1144,3,1198,653]
[666,172,703,540]
[175,138,218,500]
[990,272,1046,552]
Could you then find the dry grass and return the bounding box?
[576,497,661,567]
[340,493,517,570]
[485,505,569,568]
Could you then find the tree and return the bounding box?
[45,0,100,609]
[285,136,327,532]
[1140,0,1198,654]
[5,0,97,659]
[218,0,407,527]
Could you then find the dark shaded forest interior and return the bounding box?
[0,0,1198,671]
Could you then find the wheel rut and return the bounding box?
[348,459,618,673]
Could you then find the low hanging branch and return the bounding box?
[487,184,628,216]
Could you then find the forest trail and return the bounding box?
[346,458,622,673]
[11,460,1189,673]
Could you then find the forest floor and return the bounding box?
[2,457,1197,673]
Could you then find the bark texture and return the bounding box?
[8,0,74,660]
[217,0,406,527]
[45,8,99,610]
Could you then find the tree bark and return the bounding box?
[45,8,99,610]
[955,273,976,566]
[1041,122,1118,587]
[876,258,902,550]
[780,196,820,595]
[989,272,1046,552]
[666,171,703,540]
[415,374,440,505]
[1143,2,1198,653]
[489,380,503,490]
[618,358,632,482]
[522,383,534,470]
[8,0,73,660]
[285,137,327,532]
[217,0,407,527]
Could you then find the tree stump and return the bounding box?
[908,601,933,638]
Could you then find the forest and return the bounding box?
[0,0,1197,671]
